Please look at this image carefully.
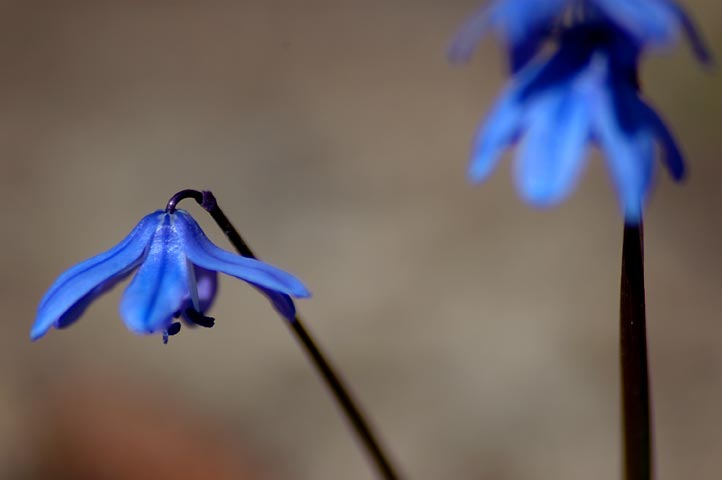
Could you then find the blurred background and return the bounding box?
[0,0,720,478]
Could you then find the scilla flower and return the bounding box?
[32,209,310,343]
[451,0,709,221]
[467,22,689,221]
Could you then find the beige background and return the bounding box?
[1,1,720,479]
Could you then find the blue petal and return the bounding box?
[120,214,190,335]
[174,210,311,298]
[194,266,218,313]
[258,289,297,323]
[591,0,681,45]
[592,0,712,63]
[515,52,607,205]
[489,0,566,45]
[448,0,565,65]
[638,100,685,180]
[447,4,492,64]
[467,84,524,183]
[670,3,713,64]
[592,77,655,223]
[468,58,559,183]
[515,85,591,205]
[31,211,160,341]
[509,24,553,72]
[518,29,597,101]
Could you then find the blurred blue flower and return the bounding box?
[32,209,310,342]
[451,0,710,221]
[449,0,710,71]
[467,23,688,221]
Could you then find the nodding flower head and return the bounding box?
[451,1,710,222]
[467,22,689,222]
[32,209,310,343]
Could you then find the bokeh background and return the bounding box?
[1,1,720,479]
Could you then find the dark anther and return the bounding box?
[165,189,204,213]
[185,308,215,328]
[162,322,182,345]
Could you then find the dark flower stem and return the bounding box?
[166,189,401,480]
[620,221,652,480]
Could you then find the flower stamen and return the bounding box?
[184,308,215,328]
[162,322,182,344]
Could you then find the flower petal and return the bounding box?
[448,0,565,66]
[120,214,190,335]
[508,25,553,72]
[515,86,591,205]
[670,3,713,64]
[31,211,161,341]
[638,99,685,180]
[258,289,297,322]
[592,80,655,223]
[447,4,492,64]
[493,0,565,44]
[174,210,311,298]
[467,86,523,183]
[591,0,681,46]
[194,266,218,313]
[592,0,712,63]
[515,52,607,205]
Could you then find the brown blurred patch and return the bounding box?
[31,377,269,480]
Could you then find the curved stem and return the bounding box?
[167,189,402,480]
[165,189,203,213]
[620,221,652,480]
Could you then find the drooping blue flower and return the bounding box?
[449,0,710,71]
[450,0,710,222]
[32,209,311,342]
[466,22,688,221]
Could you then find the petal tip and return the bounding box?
[447,45,474,65]
[29,327,46,342]
[519,187,562,208]
[467,158,494,183]
[669,164,686,182]
[466,169,484,184]
[30,312,53,341]
[295,287,312,299]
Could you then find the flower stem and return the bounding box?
[170,189,401,480]
[620,222,652,480]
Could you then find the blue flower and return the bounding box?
[467,22,688,221]
[449,0,710,71]
[32,209,311,342]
